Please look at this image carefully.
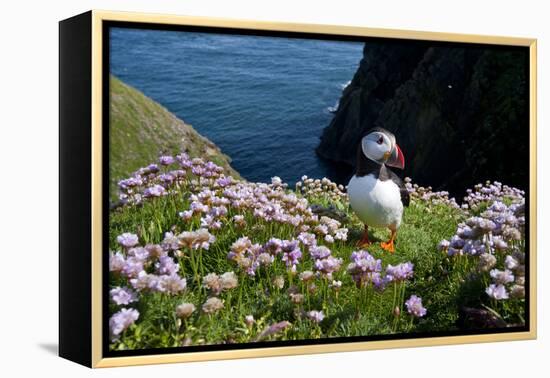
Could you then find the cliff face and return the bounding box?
[316,41,529,197]
[110,76,241,199]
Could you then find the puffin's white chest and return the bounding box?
[347,174,403,229]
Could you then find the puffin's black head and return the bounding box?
[356,127,405,173]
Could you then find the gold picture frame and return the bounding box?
[59,9,537,368]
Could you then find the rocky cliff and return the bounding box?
[316,40,529,197]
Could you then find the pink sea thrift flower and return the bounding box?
[110,287,138,306]
[486,284,509,300]
[109,308,139,341]
[405,295,427,317]
[307,310,325,323]
[117,232,139,249]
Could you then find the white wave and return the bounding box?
[340,80,352,90]
[327,100,339,113]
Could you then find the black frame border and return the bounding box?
[101,19,531,359]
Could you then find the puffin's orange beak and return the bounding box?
[385,143,405,169]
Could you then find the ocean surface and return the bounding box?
[110,27,364,185]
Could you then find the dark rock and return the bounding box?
[317,40,529,198]
[310,204,349,223]
[458,306,508,330]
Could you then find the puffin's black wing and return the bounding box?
[381,165,410,207]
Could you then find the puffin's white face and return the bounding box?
[361,131,394,163]
[361,130,405,169]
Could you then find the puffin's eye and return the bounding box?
[377,136,384,145]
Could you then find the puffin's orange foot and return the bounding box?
[380,240,395,253]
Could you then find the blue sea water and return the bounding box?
[110,28,363,185]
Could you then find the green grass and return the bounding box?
[109,76,241,201]
[108,177,504,350]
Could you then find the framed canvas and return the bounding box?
[59,10,537,368]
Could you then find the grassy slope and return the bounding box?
[109,183,475,349]
[109,75,241,200]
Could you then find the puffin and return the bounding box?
[347,127,409,253]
